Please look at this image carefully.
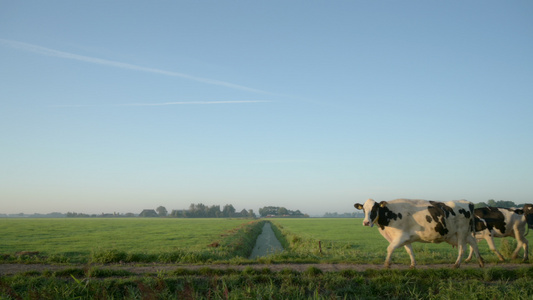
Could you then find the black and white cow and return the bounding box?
[354,198,484,268]
[466,204,533,262]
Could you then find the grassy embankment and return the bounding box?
[2,265,533,299]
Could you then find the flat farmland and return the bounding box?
[0,218,257,262]
[1,217,532,266]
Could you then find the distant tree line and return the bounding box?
[323,212,362,218]
[66,212,136,218]
[60,204,255,218]
[170,203,256,218]
[0,212,66,218]
[11,199,526,219]
[474,199,522,209]
[258,206,308,218]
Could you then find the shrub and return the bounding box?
[90,249,127,264]
[87,268,135,278]
[53,268,85,278]
[499,238,518,259]
[304,266,323,277]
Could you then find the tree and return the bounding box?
[474,202,488,209]
[495,200,516,208]
[197,203,207,217]
[277,207,288,216]
[258,206,307,217]
[187,203,206,217]
[170,210,186,217]
[259,206,279,217]
[222,204,236,217]
[248,209,256,218]
[156,206,168,217]
[208,205,221,218]
[487,199,497,207]
[187,203,197,217]
[484,199,517,208]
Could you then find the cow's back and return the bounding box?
[380,199,474,245]
[475,207,525,238]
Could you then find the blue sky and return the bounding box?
[1,1,532,215]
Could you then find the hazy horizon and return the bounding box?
[0,198,524,217]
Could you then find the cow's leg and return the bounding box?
[512,229,529,261]
[466,235,484,268]
[384,243,396,268]
[466,242,494,262]
[384,237,406,268]
[465,237,486,262]
[465,245,474,262]
[484,235,505,261]
[522,239,529,262]
[453,243,465,268]
[403,244,416,268]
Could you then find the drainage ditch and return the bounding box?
[249,222,284,259]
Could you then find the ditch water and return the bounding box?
[249,222,284,259]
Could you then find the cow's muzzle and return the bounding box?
[363,220,373,227]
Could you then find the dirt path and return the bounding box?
[249,222,283,259]
[0,262,528,276]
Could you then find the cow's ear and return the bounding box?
[379,201,388,208]
[354,203,363,210]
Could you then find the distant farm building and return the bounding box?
[139,209,158,217]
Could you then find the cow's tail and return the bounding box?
[473,217,487,233]
[469,203,478,235]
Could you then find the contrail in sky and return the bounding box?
[254,160,310,164]
[50,100,271,107]
[0,39,266,93]
[119,100,271,106]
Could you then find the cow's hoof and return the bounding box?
[409,265,416,269]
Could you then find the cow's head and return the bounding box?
[354,199,387,227]
[523,204,533,228]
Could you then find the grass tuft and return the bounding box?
[304,266,323,277]
[53,268,85,278]
[87,267,135,278]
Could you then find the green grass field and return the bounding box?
[1,217,531,265]
[0,218,261,263]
